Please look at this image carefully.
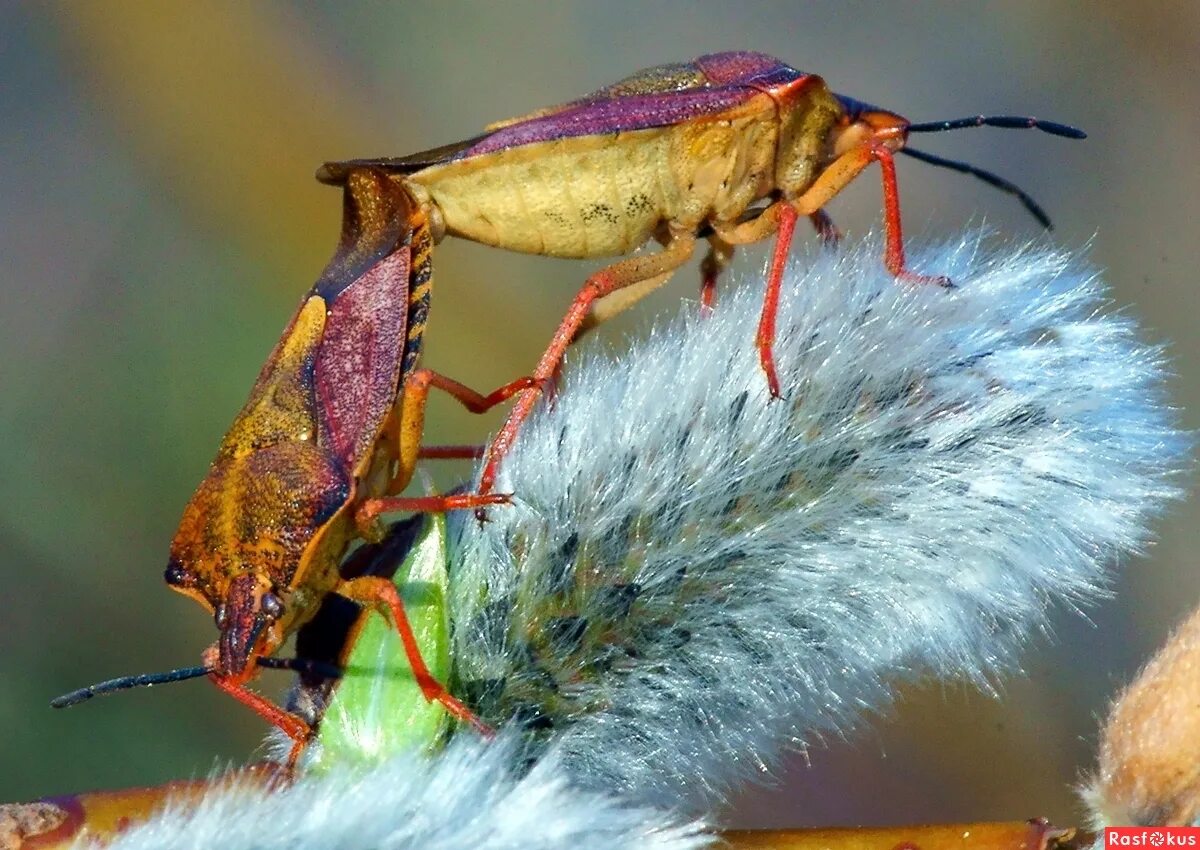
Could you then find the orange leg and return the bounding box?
[338,575,492,736]
[478,229,698,502]
[709,201,798,398]
[575,267,680,342]
[754,206,848,396]
[699,274,717,314]
[702,210,834,319]
[209,672,311,767]
[710,202,803,398]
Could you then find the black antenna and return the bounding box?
[899,113,1084,229]
[51,665,210,708]
[51,657,345,709]
[900,147,1054,229]
[908,115,1086,139]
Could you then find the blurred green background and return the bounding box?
[2,0,1196,828]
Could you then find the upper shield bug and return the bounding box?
[53,168,531,764]
[318,51,1084,501]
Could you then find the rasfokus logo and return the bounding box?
[1107,828,1200,847]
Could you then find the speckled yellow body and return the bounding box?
[166,168,427,680]
[167,294,395,655]
[406,83,842,258]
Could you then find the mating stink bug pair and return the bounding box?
[324,51,1083,503]
[55,52,1083,763]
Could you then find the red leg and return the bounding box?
[699,271,718,315]
[356,491,510,526]
[339,576,492,737]
[426,372,541,414]
[788,143,950,286]
[477,283,601,502]
[875,146,952,287]
[477,232,697,504]
[711,202,807,398]
[209,673,311,767]
[418,444,485,460]
[699,236,735,317]
[388,368,539,506]
[755,203,799,400]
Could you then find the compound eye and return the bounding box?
[164,559,189,587]
[261,592,285,621]
[214,604,229,630]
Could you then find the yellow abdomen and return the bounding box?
[410,112,779,259]
[412,128,679,258]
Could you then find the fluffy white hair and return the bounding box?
[448,233,1185,810]
[97,735,710,850]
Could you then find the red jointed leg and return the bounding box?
[209,673,311,767]
[874,146,952,287]
[699,270,718,315]
[755,203,799,400]
[418,444,485,460]
[356,492,510,526]
[425,372,541,414]
[389,369,536,507]
[339,576,492,737]
[699,237,735,317]
[477,280,602,502]
[477,233,697,504]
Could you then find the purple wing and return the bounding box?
[457,52,806,158]
[314,247,409,470]
[318,52,809,180]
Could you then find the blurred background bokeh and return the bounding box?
[2,0,1197,828]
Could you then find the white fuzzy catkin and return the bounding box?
[102,234,1184,846]
[95,735,710,850]
[449,234,1185,810]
